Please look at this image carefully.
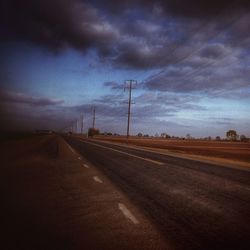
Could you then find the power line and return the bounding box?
[135,11,243,87]
[89,87,127,119]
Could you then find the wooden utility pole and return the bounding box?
[81,114,84,134]
[92,107,96,129]
[125,80,137,141]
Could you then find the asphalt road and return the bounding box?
[64,136,250,250]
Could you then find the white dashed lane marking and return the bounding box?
[83,164,90,168]
[93,176,103,183]
[118,203,139,224]
[67,144,75,153]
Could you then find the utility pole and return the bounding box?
[92,106,96,129]
[125,80,137,141]
[81,114,84,134]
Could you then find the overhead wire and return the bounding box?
[133,2,242,88]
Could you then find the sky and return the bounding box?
[0,0,250,138]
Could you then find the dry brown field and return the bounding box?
[94,136,250,164]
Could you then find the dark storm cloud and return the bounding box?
[2,0,250,50]
[227,14,250,47]
[153,0,250,18]
[0,0,118,52]
[100,0,250,17]
[1,0,250,99]
[1,0,250,72]
[199,44,229,59]
[113,40,178,70]
[110,12,249,69]
[0,90,64,106]
[114,47,158,69]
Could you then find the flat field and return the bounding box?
[94,136,250,164]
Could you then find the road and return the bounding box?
[2,135,169,250]
[64,136,250,250]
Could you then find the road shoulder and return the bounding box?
[2,135,170,250]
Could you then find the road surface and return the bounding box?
[2,135,169,250]
[64,136,250,250]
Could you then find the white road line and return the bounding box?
[83,164,90,168]
[84,141,164,166]
[67,144,75,153]
[93,176,103,183]
[118,203,139,224]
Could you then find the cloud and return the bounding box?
[152,0,250,18]
[142,44,250,95]
[0,90,64,106]
[103,81,125,90]
[0,0,118,53]
[1,0,250,71]
[113,42,172,69]
[210,117,234,126]
[110,10,250,69]
[93,0,250,17]
[199,44,230,59]
[67,90,205,123]
[134,92,206,112]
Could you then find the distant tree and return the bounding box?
[226,130,238,141]
[160,133,171,139]
[137,132,143,137]
[88,128,100,137]
[240,134,248,142]
[161,133,166,138]
[204,136,212,140]
[216,136,221,141]
[186,133,191,139]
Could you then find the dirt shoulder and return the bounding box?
[1,134,169,250]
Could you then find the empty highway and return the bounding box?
[64,135,250,250]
